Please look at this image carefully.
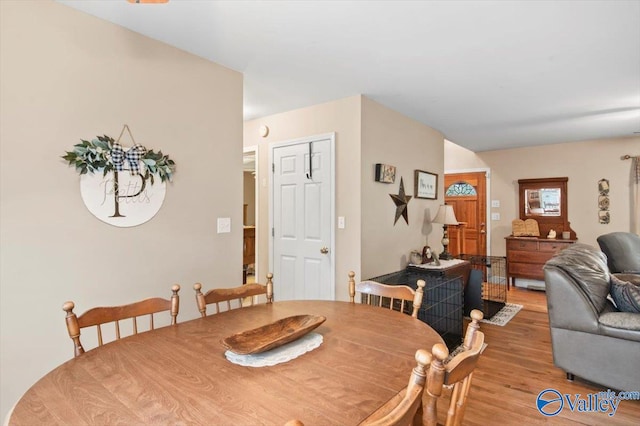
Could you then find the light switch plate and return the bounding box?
[338,216,345,229]
[491,200,500,208]
[491,213,500,221]
[217,217,231,233]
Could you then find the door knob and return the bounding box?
[320,247,329,254]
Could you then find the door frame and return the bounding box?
[268,133,336,299]
[243,145,259,281]
[444,167,492,256]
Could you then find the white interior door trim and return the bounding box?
[269,132,336,299]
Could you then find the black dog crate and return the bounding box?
[366,270,464,350]
[458,255,507,319]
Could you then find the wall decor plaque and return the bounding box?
[598,178,610,224]
[375,163,396,183]
[62,125,176,227]
[80,171,166,227]
[389,177,412,225]
[414,169,438,199]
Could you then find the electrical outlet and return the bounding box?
[217,217,231,233]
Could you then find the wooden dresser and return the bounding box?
[505,236,575,286]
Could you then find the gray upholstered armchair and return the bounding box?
[597,232,640,274]
[544,243,640,391]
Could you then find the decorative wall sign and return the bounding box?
[598,178,610,224]
[389,177,412,225]
[62,125,176,227]
[375,163,396,183]
[414,170,438,199]
[79,171,166,227]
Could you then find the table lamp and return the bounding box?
[433,204,458,260]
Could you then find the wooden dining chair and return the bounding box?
[348,271,425,318]
[462,309,484,351]
[193,272,273,317]
[62,284,181,357]
[422,331,486,426]
[359,349,431,425]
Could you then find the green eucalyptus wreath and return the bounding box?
[62,135,176,183]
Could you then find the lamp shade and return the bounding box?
[433,204,458,225]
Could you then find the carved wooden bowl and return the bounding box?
[221,314,326,355]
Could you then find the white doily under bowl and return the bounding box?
[225,332,323,367]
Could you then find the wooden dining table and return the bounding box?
[10,300,444,425]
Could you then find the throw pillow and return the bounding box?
[609,274,640,313]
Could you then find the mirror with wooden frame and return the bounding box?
[518,177,576,239]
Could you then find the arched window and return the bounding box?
[445,182,477,196]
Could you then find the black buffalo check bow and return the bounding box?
[110,143,147,175]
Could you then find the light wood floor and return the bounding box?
[457,286,640,425]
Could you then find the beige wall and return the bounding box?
[244,96,362,302]
[361,98,445,278]
[445,139,489,170]
[0,1,243,418]
[445,137,640,255]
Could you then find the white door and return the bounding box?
[271,134,334,301]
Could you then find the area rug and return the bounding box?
[480,303,523,326]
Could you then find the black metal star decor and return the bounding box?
[389,177,412,225]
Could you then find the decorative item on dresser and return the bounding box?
[432,204,459,260]
[506,177,577,288]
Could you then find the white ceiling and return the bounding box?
[58,0,640,152]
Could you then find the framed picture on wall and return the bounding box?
[375,163,396,183]
[414,170,437,199]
